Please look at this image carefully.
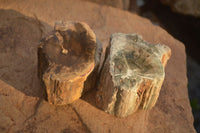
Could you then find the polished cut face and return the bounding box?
[39,22,97,80]
[42,22,96,68]
[110,33,164,90]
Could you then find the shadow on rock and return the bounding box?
[0,9,52,97]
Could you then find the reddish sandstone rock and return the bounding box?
[0,0,196,132]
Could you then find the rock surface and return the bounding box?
[96,33,171,117]
[38,21,98,105]
[161,0,200,17]
[0,0,196,132]
[84,0,130,10]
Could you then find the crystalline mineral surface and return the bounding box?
[96,33,171,117]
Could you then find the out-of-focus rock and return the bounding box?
[187,56,200,132]
[123,0,130,10]
[84,0,130,10]
[161,0,200,17]
[129,0,146,13]
[96,33,171,117]
[38,21,98,105]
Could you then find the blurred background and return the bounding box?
[83,0,200,131]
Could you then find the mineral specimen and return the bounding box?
[96,33,171,117]
[38,21,100,105]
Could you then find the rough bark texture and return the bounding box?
[83,39,102,94]
[38,21,98,105]
[96,33,171,117]
[0,0,196,132]
[161,0,200,17]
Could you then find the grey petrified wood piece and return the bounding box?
[96,33,171,117]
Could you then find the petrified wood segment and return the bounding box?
[96,33,171,117]
[83,39,102,94]
[38,21,98,105]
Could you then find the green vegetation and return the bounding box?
[190,98,200,111]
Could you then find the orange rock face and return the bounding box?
[38,21,97,105]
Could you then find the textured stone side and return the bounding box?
[38,21,98,105]
[83,39,102,94]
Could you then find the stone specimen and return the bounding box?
[38,21,101,105]
[96,33,171,117]
[161,0,200,17]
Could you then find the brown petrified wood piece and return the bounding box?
[83,39,102,94]
[38,21,100,105]
[96,33,171,117]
